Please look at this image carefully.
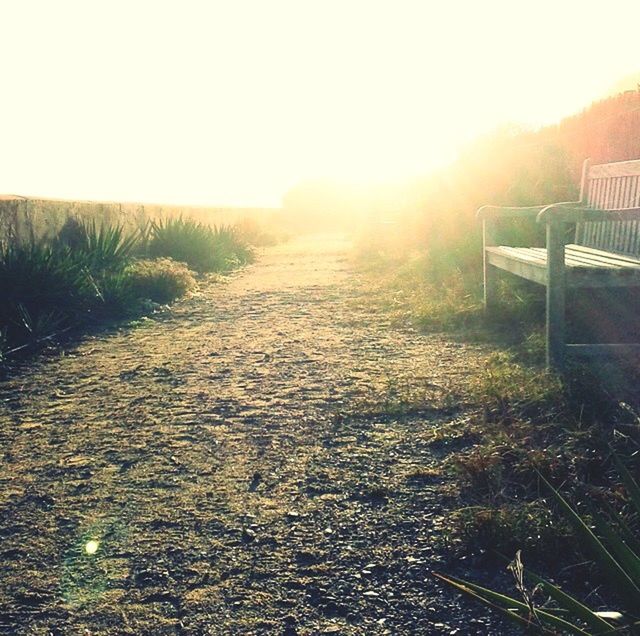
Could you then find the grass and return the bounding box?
[467,351,564,423]
[354,233,545,341]
[446,351,640,555]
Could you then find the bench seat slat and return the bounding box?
[567,244,640,267]
[491,245,640,269]
[486,244,640,288]
[491,246,546,264]
[528,247,621,269]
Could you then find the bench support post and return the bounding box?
[483,219,498,313]
[546,219,566,370]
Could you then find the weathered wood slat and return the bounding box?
[527,247,617,269]
[485,249,547,285]
[631,220,640,253]
[568,244,640,266]
[518,246,640,270]
[579,220,640,253]
[494,246,547,263]
[625,176,634,207]
[589,159,640,178]
[491,245,640,269]
[595,179,604,207]
[623,220,632,252]
[487,245,640,287]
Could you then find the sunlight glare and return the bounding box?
[0,0,638,205]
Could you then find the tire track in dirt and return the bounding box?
[0,235,507,635]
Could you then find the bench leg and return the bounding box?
[546,221,566,371]
[483,259,498,314]
[546,278,566,370]
[482,219,498,314]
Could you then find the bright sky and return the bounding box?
[1,0,639,206]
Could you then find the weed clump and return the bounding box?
[444,351,640,573]
[126,258,195,304]
[467,352,564,423]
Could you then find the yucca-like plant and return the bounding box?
[0,222,139,352]
[0,241,90,314]
[148,217,253,273]
[0,240,91,349]
[55,218,138,273]
[80,221,138,272]
[435,454,640,634]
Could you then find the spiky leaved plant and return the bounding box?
[435,453,640,634]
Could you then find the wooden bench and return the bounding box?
[478,158,640,369]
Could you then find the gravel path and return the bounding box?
[0,235,509,635]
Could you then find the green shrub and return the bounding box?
[126,258,196,304]
[85,270,139,319]
[148,217,253,273]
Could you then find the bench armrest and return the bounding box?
[476,204,546,221]
[535,202,607,224]
[537,204,640,223]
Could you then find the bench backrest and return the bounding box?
[576,158,640,255]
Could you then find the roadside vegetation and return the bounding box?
[0,214,255,364]
[352,92,640,632]
[357,230,640,632]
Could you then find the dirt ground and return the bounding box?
[0,235,509,635]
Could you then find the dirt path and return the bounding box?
[0,235,505,635]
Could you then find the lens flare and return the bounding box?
[84,540,99,555]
